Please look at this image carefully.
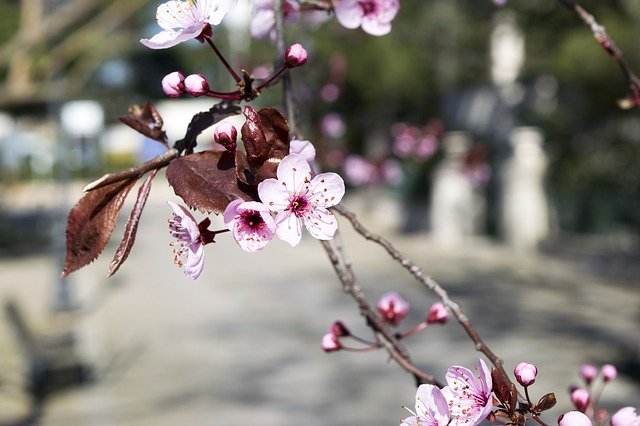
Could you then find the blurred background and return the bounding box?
[0,0,639,425]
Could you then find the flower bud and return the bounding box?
[162,71,185,98]
[570,388,590,412]
[376,291,410,327]
[329,320,350,337]
[284,43,308,68]
[184,73,209,96]
[426,302,449,324]
[514,362,538,387]
[557,411,592,426]
[609,406,639,426]
[579,364,598,385]
[601,364,617,382]
[213,122,238,151]
[321,332,341,352]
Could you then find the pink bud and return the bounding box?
[601,364,617,382]
[162,71,185,98]
[570,388,590,412]
[557,411,592,426]
[214,122,238,151]
[426,302,449,324]
[321,332,341,352]
[514,362,538,387]
[579,364,598,385]
[329,321,350,337]
[184,73,209,96]
[376,291,410,327]
[609,406,640,426]
[284,43,308,68]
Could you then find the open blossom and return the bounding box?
[141,0,238,49]
[401,384,450,426]
[610,406,640,426]
[377,291,410,327]
[223,199,276,253]
[334,0,399,36]
[558,411,592,426]
[441,358,493,426]
[257,153,345,247]
[168,201,207,279]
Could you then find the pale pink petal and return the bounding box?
[223,198,244,227]
[289,139,316,167]
[156,1,196,30]
[276,153,311,192]
[141,26,204,49]
[415,384,450,426]
[400,416,420,426]
[302,207,338,240]
[610,407,640,426]
[258,178,292,212]
[168,201,200,242]
[205,0,238,25]
[308,172,345,208]
[275,210,303,246]
[361,17,391,36]
[184,243,204,279]
[250,8,275,38]
[334,0,362,29]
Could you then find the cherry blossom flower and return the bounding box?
[321,332,341,352]
[610,406,640,426]
[376,291,410,327]
[141,0,238,49]
[184,73,210,96]
[558,411,592,426]
[579,364,598,384]
[167,201,211,279]
[401,384,450,426]
[162,71,185,97]
[250,0,300,39]
[257,153,345,247]
[570,388,590,412]
[223,199,276,253]
[441,358,493,426]
[601,364,617,382]
[426,302,449,324]
[214,121,238,151]
[514,362,537,386]
[334,0,399,36]
[284,43,308,68]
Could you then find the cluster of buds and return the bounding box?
[321,292,449,353]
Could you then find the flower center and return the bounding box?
[359,0,376,15]
[241,211,265,230]
[288,195,309,217]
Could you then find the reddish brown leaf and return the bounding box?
[63,179,137,277]
[108,170,158,277]
[119,102,168,146]
[235,150,256,186]
[166,150,258,214]
[257,107,290,160]
[241,106,270,169]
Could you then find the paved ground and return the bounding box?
[0,183,638,425]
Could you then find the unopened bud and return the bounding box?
[184,73,209,96]
[514,362,538,387]
[162,71,185,98]
[579,364,598,385]
[426,302,449,324]
[321,332,341,352]
[214,122,238,151]
[610,406,639,426]
[557,411,592,426]
[329,321,350,337]
[601,364,617,382]
[376,291,410,327]
[570,388,590,412]
[285,43,308,68]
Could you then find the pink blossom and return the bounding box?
[426,302,449,324]
[441,358,493,426]
[250,0,300,39]
[162,71,185,97]
[223,199,276,253]
[610,407,640,426]
[141,0,237,49]
[320,113,346,138]
[321,332,341,352]
[514,362,538,386]
[214,121,238,151]
[343,155,376,186]
[558,411,592,426]
[285,43,308,68]
[184,73,209,96]
[376,291,410,327]
[167,201,207,279]
[401,384,450,426]
[335,0,399,36]
[570,388,590,412]
[601,364,617,382]
[579,364,598,384]
[258,153,345,247]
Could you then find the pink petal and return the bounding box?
[334,0,362,29]
[250,8,275,38]
[308,172,345,208]
[302,207,338,240]
[205,0,238,25]
[361,17,392,36]
[275,210,303,246]
[141,26,204,49]
[415,384,450,425]
[289,139,316,167]
[399,416,420,426]
[184,243,204,279]
[276,153,312,193]
[156,1,197,30]
[223,198,244,228]
[258,178,291,212]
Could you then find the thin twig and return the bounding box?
[332,203,512,385]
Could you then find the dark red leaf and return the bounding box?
[63,179,137,277]
[166,150,258,214]
[240,107,290,181]
[119,102,168,146]
[241,106,270,169]
[258,107,290,160]
[235,150,256,186]
[491,368,512,408]
[534,393,556,412]
[108,170,158,277]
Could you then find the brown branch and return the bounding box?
[332,203,512,385]
[320,237,440,387]
[556,0,640,109]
